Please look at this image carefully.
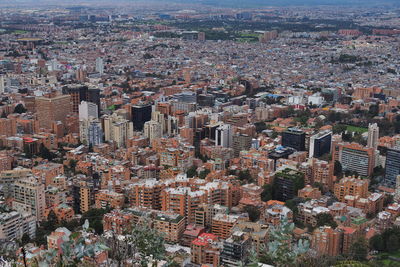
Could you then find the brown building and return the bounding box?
[311,226,342,257]
[298,185,322,199]
[191,233,220,266]
[211,213,240,239]
[95,190,124,209]
[35,95,72,129]
[334,176,369,202]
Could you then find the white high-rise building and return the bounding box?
[215,124,233,148]
[12,177,46,222]
[0,210,36,241]
[395,175,400,202]
[0,75,4,94]
[79,101,98,120]
[103,113,133,148]
[144,120,162,142]
[79,118,103,146]
[95,57,104,75]
[367,123,379,150]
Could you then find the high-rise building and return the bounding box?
[309,131,332,158]
[395,175,400,201]
[339,143,375,177]
[274,168,305,201]
[13,177,46,221]
[161,187,206,224]
[311,159,335,191]
[367,123,379,150]
[385,148,400,187]
[191,233,220,266]
[127,179,163,210]
[282,128,306,151]
[220,231,251,266]
[0,168,32,198]
[35,95,72,129]
[232,134,252,157]
[311,226,343,257]
[0,209,36,241]
[0,118,17,137]
[79,101,98,120]
[95,57,104,75]
[216,124,233,148]
[131,104,152,131]
[0,75,5,94]
[95,190,124,209]
[62,86,100,115]
[144,120,162,142]
[103,113,133,148]
[211,214,240,239]
[334,176,369,202]
[79,118,103,146]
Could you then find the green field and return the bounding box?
[374,251,400,266]
[13,30,28,34]
[346,125,368,133]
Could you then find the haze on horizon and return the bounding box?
[0,0,398,8]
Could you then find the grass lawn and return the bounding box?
[13,30,28,34]
[346,125,368,133]
[374,251,400,266]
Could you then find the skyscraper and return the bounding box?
[232,133,252,157]
[13,177,46,221]
[79,118,103,146]
[95,57,104,75]
[103,113,133,148]
[282,128,306,151]
[309,131,332,158]
[385,148,400,188]
[62,86,101,115]
[0,75,5,94]
[144,120,162,142]
[215,124,233,148]
[367,123,379,150]
[340,143,375,177]
[79,101,98,120]
[131,104,152,131]
[35,95,72,129]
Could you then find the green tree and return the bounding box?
[316,213,337,229]
[244,205,261,222]
[186,165,197,178]
[387,234,400,253]
[39,144,53,160]
[261,184,273,202]
[80,208,109,234]
[255,122,267,133]
[20,233,31,246]
[263,218,309,266]
[14,103,27,114]
[369,234,385,252]
[128,220,166,265]
[199,169,210,179]
[334,160,343,177]
[349,237,368,261]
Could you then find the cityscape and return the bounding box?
[0,0,400,266]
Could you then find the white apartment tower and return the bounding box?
[79,101,98,120]
[95,57,104,75]
[144,120,162,142]
[367,123,379,150]
[103,113,133,148]
[215,124,233,148]
[12,177,46,222]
